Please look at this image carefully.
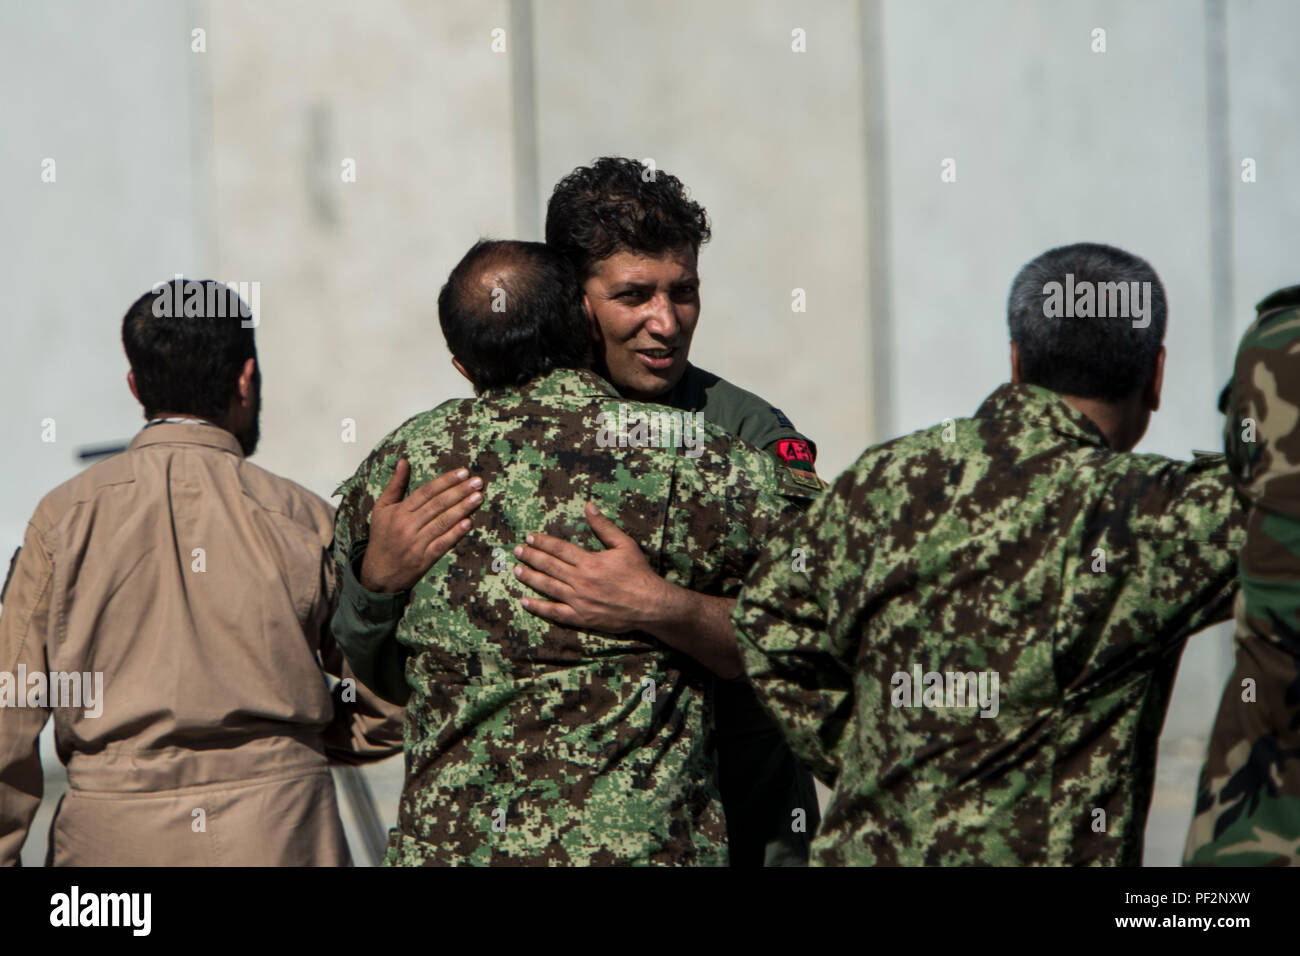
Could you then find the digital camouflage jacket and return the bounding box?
[333,367,801,865]
[734,382,1243,866]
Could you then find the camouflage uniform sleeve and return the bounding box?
[332,455,379,574]
[1186,293,1300,865]
[715,439,806,595]
[730,463,867,786]
[1115,452,1244,640]
[330,447,413,707]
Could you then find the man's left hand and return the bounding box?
[513,501,667,633]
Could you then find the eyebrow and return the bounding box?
[609,277,700,294]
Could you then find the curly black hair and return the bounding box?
[544,157,711,279]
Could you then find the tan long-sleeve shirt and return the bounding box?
[0,422,401,866]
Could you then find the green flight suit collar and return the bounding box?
[974,382,1111,449]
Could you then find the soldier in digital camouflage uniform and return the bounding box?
[335,158,823,865]
[1185,285,1300,866]
[333,240,804,865]
[733,242,1245,866]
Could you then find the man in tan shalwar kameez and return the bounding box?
[0,279,479,866]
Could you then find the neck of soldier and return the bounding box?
[1060,393,1150,453]
[150,410,225,429]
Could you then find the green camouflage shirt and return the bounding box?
[333,367,801,865]
[329,359,825,866]
[733,382,1244,866]
[1186,285,1300,865]
[329,362,823,707]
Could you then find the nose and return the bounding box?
[643,292,679,340]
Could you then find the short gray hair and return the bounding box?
[1007,242,1166,400]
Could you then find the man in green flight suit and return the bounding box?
[334,158,823,866]
[333,239,804,864]
[732,242,1245,866]
[1185,284,1300,866]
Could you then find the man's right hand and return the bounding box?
[359,459,483,594]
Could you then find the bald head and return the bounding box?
[437,239,590,393]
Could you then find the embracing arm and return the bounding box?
[731,472,862,787]
[513,502,742,678]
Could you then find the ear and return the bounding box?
[1009,341,1022,384]
[127,369,140,404]
[451,357,473,385]
[1144,347,1165,412]
[583,293,602,344]
[237,357,257,406]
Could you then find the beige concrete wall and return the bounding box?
[205,0,517,500]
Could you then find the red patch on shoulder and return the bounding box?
[776,439,815,466]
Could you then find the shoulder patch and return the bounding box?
[784,464,824,492]
[775,438,816,469]
[771,408,794,429]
